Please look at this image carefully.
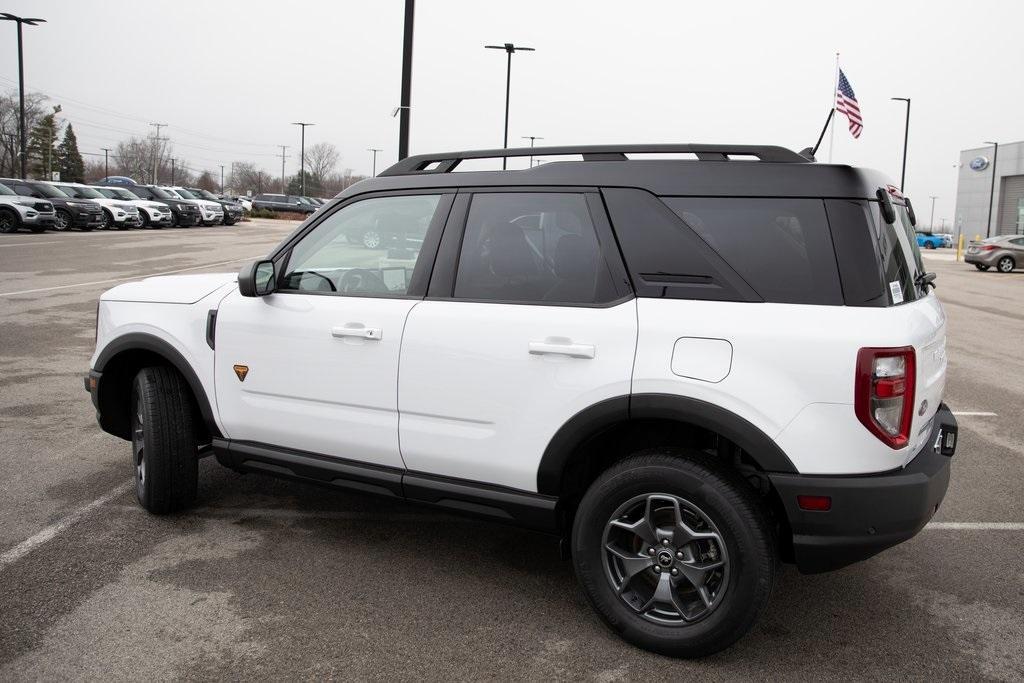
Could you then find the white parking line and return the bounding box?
[0,482,131,570]
[0,256,259,298]
[951,411,998,417]
[925,522,1024,530]
[0,240,66,248]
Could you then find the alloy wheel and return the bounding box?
[602,493,729,625]
[998,257,1014,273]
[131,393,146,500]
[0,212,16,233]
[54,210,71,231]
[362,230,382,249]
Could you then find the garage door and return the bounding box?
[998,174,1024,235]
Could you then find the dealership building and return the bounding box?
[954,140,1024,240]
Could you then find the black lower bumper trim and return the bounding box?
[769,404,956,574]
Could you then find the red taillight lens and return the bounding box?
[982,245,997,251]
[855,346,916,449]
[797,495,832,511]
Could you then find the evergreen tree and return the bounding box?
[286,170,318,196]
[57,123,85,183]
[26,112,60,180]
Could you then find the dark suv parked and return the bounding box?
[185,188,244,225]
[252,193,317,214]
[0,177,103,231]
[98,182,202,227]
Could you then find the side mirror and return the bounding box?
[239,259,276,297]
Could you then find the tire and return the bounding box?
[362,229,382,249]
[139,212,150,228]
[924,242,935,250]
[572,451,776,658]
[997,256,1015,273]
[975,263,990,271]
[130,366,199,514]
[0,208,19,233]
[54,209,73,232]
[99,210,113,230]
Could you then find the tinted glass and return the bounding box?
[0,183,14,196]
[281,194,441,296]
[454,193,615,304]
[869,202,923,305]
[174,189,197,199]
[28,183,66,198]
[662,197,842,305]
[148,187,173,199]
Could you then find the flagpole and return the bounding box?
[828,52,839,163]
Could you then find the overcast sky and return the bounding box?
[2,0,1022,221]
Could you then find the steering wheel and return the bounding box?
[339,268,389,294]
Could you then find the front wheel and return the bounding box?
[130,367,199,514]
[54,209,73,231]
[99,210,113,230]
[924,241,936,249]
[572,451,776,658]
[997,256,1015,273]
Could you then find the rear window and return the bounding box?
[871,202,924,305]
[662,197,843,305]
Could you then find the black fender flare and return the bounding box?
[94,332,222,439]
[537,393,797,495]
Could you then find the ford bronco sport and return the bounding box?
[85,144,957,657]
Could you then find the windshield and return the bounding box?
[113,189,140,200]
[162,189,183,199]
[192,189,218,200]
[173,188,197,199]
[0,183,14,196]
[59,184,104,199]
[148,186,173,199]
[30,183,68,198]
[95,188,118,199]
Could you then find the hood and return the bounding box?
[102,273,238,304]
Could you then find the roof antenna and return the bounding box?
[804,108,835,161]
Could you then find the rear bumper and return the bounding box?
[769,403,957,574]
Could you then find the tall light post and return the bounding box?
[485,43,535,170]
[1,13,46,179]
[890,97,910,191]
[278,145,288,192]
[100,147,112,179]
[521,135,543,168]
[220,165,225,194]
[984,141,999,238]
[367,148,382,177]
[291,122,314,196]
[398,0,414,161]
[929,195,937,231]
[149,122,167,184]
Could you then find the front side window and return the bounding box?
[281,194,441,296]
[453,192,616,305]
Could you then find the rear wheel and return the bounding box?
[0,208,19,233]
[572,451,776,658]
[130,367,199,514]
[997,256,1015,273]
[924,241,936,249]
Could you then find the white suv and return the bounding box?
[50,182,142,229]
[163,186,224,225]
[84,145,957,657]
[91,185,173,228]
[0,182,54,232]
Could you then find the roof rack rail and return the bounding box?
[379,144,809,176]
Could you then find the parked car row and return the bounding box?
[0,177,248,232]
[251,193,328,214]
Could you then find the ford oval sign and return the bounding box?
[970,156,989,171]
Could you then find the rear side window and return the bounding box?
[453,192,618,305]
[662,197,843,305]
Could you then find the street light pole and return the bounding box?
[929,195,937,231]
[220,165,225,194]
[398,0,414,161]
[521,136,543,168]
[890,97,910,191]
[485,43,535,170]
[149,122,166,184]
[279,145,288,192]
[291,122,314,196]
[170,158,176,185]
[984,141,999,238]
[1,13,46,179]
[367,148,382,177]
[100,147,111,179]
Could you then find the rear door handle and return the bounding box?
[332,325,382,340]
[529,340,595,359]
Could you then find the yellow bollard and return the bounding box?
[957,234,964,262]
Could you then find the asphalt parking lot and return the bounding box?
[0,225,1022,680]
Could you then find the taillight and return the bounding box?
[855,346,916,449]
[981,245,997,252]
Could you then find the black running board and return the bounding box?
[212,438,559,533]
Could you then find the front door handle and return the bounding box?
[332,325,382,340]
[529,339,595,359]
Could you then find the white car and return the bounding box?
[0,182,54,233]
[49,182,142,230]
[91,186,173,229]
[163,187,223,226]
[84,144,957,658]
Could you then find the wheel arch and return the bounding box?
[93,333,221,441]
[537,393,798,498]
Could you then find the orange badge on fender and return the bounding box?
[233,364,249,382]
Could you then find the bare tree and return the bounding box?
[0,89,48,177]
[306,142,339,184]
[231,161,274,195]
[194,170,218,192]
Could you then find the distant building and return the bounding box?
[955,141,1024,240]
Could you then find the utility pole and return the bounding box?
[521,136,543,168]
[1,13,46,179]
[929,195,938,231]
[220,165,225,194]
[100,147,112,179]
[367,148,382,177]
[149,122,167,184]
[279,145,288,192]
[485,43,535,169]
[890,97,911,191]
[398,0,414,160]
[291,122,313,196]
[984,141,999,238]
[169,158,176,185]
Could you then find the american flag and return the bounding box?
[835,69,862,138]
